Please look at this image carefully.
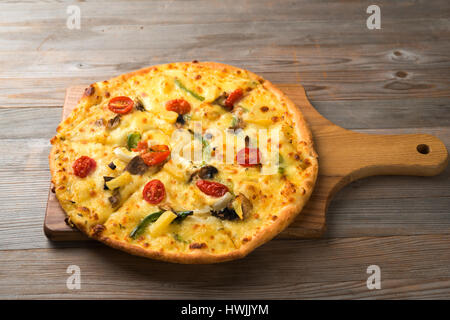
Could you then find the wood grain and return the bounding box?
[0,0,449,299]
[1,235,449,299]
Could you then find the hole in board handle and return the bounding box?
[417,144,430,154]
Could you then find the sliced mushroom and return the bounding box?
[188,165,218,182]
[125,155,149,175]
[232,193,253,219]
[108,189,121,208]
[134,97,145,111]
[198,165,218,179]
[211,207,239,221]
[107,115,121,130]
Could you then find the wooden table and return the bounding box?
[0,0,449,299]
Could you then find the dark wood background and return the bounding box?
[0,0,449,299]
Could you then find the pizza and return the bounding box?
[49,62,318,263]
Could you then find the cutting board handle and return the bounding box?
[318,127,449,186]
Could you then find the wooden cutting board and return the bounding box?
[44,84,449,241]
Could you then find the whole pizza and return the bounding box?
[49,62,318,263]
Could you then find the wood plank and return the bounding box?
[0,0,449,107]
[2,69,449,107]
[1,235,449,299]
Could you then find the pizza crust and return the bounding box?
[49,61,318,264]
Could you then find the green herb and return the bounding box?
[129,211,163,239]
[231,116,238,127]
[173,211,193,223]
[173,233,189,244]
[127,132,141,150]
[278,154,285,175]
[174,78,205,101]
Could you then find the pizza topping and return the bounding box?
[236,147,262,167]
[165,99,191,115]
[132,140,148,152]
[224,88,243,110]
[108,161,117,170]
[189,165,218,182]
[105,172,132,190]
[114,147,138,162]
[232,193,253,219]
[174,78,205,101]
[141,145,171,166]
[125,155,149,175]
[196,179,229,198]
[143,179,166,204]
[134,97,145,111]
[129,211,164,239]
[127,132,141,150]
[173,210,194,223]
[198,165,219,179]
[149,211,178,236]
[175,114,185,126]
[108,96,134,114]
[212,92,228,108]
[103,176,114,190]
[108,189,121,208]
[211,207,239,221]
[72,156,96,178]
[211,192,234,211]
[106,115,121,130]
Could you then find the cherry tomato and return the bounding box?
[143,179,166,204]
[141,145,170,166]
[132,140,148,152]
[236,147,261,167]
[196,180,229,198]
[108,96,134,114]
[149,144,170,152]
[72,156,96,178]
[165,99,191,115]
[224,88,243,109]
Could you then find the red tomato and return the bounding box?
[224,88,243,109]
[143,180,165,204]
[165,99,191,115]
[108,96,134,114]
[149,144,170,152]
[132,140,148,152]
[141,145,170,166]
[236,147,261,167]
[72,156,96,178]
[196,180,229,198]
